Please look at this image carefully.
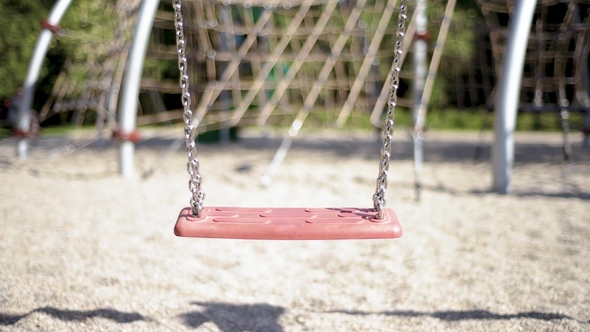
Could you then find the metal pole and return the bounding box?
[412,0,456,200]
[17,0,73,159]
[492,0,538,194]
[411,0,427,201]
[260,137,292,187]
[118,0,160,177]
[573,5,590,149]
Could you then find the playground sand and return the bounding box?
[0,129,589,331]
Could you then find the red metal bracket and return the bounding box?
[12,129,37,139]
[112,129,141,143]
[41,20,61,34]
[414,30,432,42]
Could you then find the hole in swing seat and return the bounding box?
[174,207,402,240]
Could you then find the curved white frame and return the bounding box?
[491,0,538,193]
[20,0,540,190]
[17,0,73,159]
[117,0,160,178]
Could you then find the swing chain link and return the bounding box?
[173,0,406,218]
[373,0,408,219]
[173,0,205,217]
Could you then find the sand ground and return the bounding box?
[0,128,589,331]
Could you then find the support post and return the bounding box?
[582,39,590,148]
[411,0,427,201]
[118,0,160,177]
[17,0,73,159]
[411,0,428,201]
[411,0,456,200]
[492,0,538,194]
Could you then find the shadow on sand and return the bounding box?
[0,307,147,325]
[329,309,589,323]
[180,301,285,332]
[2,304,587,329]
[10,131,590,165]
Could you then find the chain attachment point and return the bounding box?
[173,0,205,217]
[373,0,408,219]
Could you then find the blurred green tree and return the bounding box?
[0,0,53,98]
[0,0,119,105]
[0,0,498,127]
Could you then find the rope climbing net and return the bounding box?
[168,0,410,133]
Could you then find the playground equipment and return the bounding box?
[18,0,586,197]
[477,0,590,193]
[172,0,407,240]
[118,0,160,177]
[16,0,141,164]
[16,0,73,160]
[409,0,456,200]
[157,0,411,133]
[256,0,455,195]
[259,0,419,186]
[39,1,140,137]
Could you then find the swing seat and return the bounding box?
[174,206,401,240]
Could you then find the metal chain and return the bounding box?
[173,0,205,216]
[173,0,406,218]
[373,0,409,219]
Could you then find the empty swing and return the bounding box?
[172,0,408,240]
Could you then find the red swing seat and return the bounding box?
[170,0,408,241]
[174,206,401,240]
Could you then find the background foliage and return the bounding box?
[0,0,483,102]
[0,0,585,132]
[0,0,53,98]
[0,0,118,102]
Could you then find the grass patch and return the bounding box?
[0,127,10,139]
[1,108,583,140]
[377,108,486,131]
[392,108,584,132]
